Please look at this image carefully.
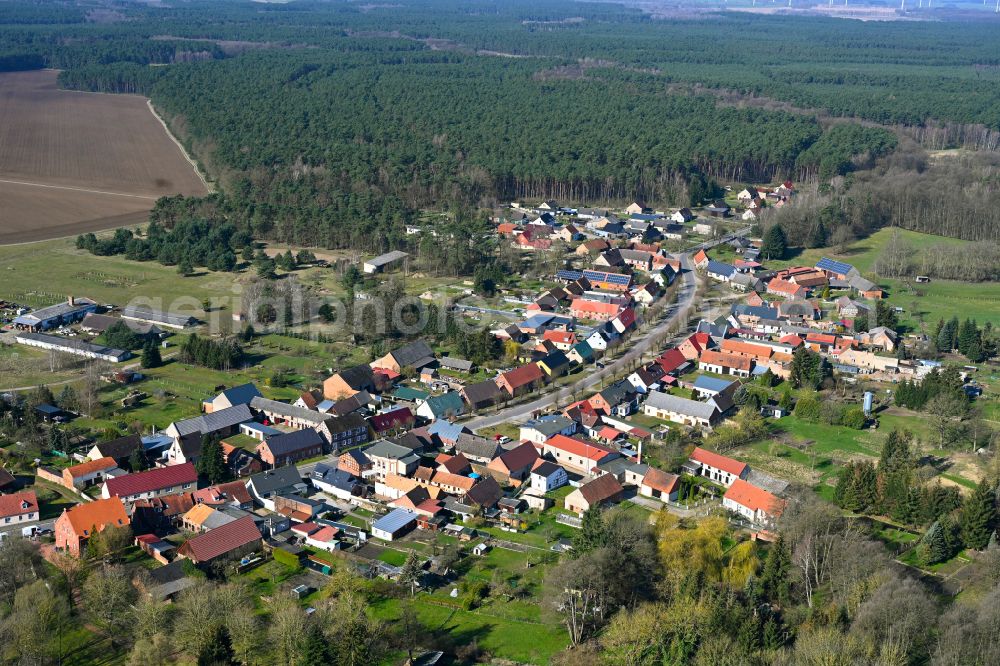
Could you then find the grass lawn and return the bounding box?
[763,228,1000,328]
[378,549,407,566]
[369,596,568,665]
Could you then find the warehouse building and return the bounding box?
[121,306,197,330]
[12,296,98,332]
[15,332,131,363]
[363,250,409,274]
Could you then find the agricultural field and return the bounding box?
[768,227,1000,329]
[0,70,208,244]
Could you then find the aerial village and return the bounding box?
[0,182,988,663]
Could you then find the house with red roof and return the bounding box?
[766,278,809,300]
[55,497,129,557]
[570,299,621,322]
[693,249,710,269]
[369,407,415,436]
[542,329,577,350]
[612,307,637,334]
[723,479,784,525]
[698,350,753,377]
[486,441,539,484]
[0,490,38,526]
[687,447,749,487]
[678,332,711,361]
[639,468,680,502]
[177,515,262,564]
[539,434,619,474]
[565,474,623,516]
[62,456,119,491]
[101,462,197,505]
[655,347,690,376]
[496,364,544,397]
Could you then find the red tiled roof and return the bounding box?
[720,338,772,359]
[642,468,679,495]
[498,363,544,389]
[597,426,623,441]
[547,435,615,462]
[193,480,252,507]
[543,330,577,345]
[370,407,414,432]
[779,334,804,347]
[488,441,538,473]
[0,490,37,519]
[104,463,197,498]
[655,348,688,374]
[179,515,261,562]
[577,474,623,504]
[724,479,783,515]
[615,307,636,329]
[62,497,129,537]
[65,457,117,479]
[570,299,620,317]
[700,350,753,372]
[691,447,747,477]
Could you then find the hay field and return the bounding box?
[0,69,208,243]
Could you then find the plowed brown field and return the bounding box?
[0,69,208,244]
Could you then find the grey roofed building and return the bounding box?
[692,375,738,395]
[848,274,879,293]
[705,260,737,279]
[121,305,197,329]
[335,364,377,391]
[523,414,575,438]
[598,380,638,408]
[168,403,255,438]
[454,433,502,462]
[364,439,421,466]
[372,507,417,536]
[363,250,409,273]
[212,383,263,408]
[246,465,305,497]
[731,304,779,320]
[90,433,143,463]
[439,356,473,372]
[461,380,503,409]
[596,457,648,480]
[250,396,330,426]
[15,331,131,363]
[389,339,436,369]
[644,391,720,422]
[262,428,324,457]
[80,313,163,337]
[310,464,362,494]
[12,297,98,330]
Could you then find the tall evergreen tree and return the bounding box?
[196,435,227,484]
[960,480,997,550]
[760,225,787,260]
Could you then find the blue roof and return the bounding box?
[373,508,417,534]
[706,260,736,277]
[217,383,262,406]
[35,403,62,415]
[520,313,556,329]
[692,375,737,393]
[816,257,855,275]
[428,419,465,442]
[556,270,584,281]
[582,270,631,286]
[263,428,324,456]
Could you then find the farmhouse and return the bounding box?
[643,391,721,428]
[16,332,130,363]
[256,429,325,467]
[565,475,623,516]
[12,296,97,331]
[102,463,198,504]
[371,339,436,373]
[686,447,749,487]
[323,364,377,401]
[121,306,196,330]
[496,364,544,397]
[63,457,119,490]
[723,479,784,525]
[363,250,409,274]
[0,491,39,526]
[55,497,129,557]
[699,350,753,377]
[177,516,263,564]
[539,434,619,474]
[202,383,262,414]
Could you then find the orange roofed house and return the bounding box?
[570,299,621,322]
[698,350,753,378]
[55,496,129,557]
[62,456,119,491]
[686,447,749,488]
[496,363,544,397]
[723,479,784,526]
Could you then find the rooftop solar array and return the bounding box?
[583,270,631,285]
[816,257,855,275]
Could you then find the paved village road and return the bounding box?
[465,253,701,431]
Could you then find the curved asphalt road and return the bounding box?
[466,252,701,431]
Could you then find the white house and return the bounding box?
[723,479,783,526]
[687,446,749,487]
[529,461,569,493]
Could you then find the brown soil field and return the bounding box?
[0,69,208,244]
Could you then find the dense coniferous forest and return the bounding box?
[3,0,1000,250]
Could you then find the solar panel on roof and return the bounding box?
[556,270,583,280]
[816,257,854,275]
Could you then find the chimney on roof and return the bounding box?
[67,295,74,306]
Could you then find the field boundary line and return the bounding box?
[0,178,158,200]
[146,100,214,194]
